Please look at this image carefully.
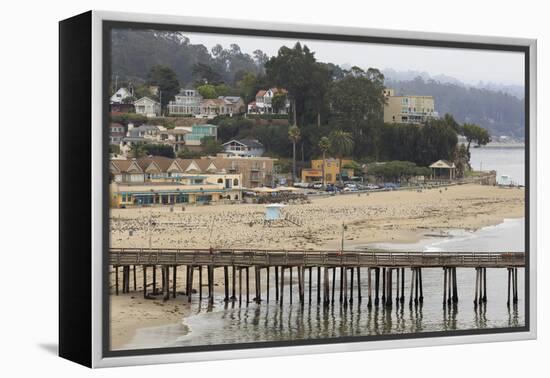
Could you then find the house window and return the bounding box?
[233,178,239,186]
[217,178,223,184]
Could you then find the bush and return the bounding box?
[246,114,289,120]
[177,148,203,159]
[142,143,175,158]
[368,161,428,183]
[109,144,121,154]
[110,113,148,126]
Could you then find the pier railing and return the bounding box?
[109,248,525,268]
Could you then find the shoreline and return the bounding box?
[110,183,525,349]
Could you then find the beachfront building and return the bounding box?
[383,88,438,124]
[167,89,203,116]
[301,158,354,184]
[247,88,290,114]
[222,138,265,157]
[110,156,243,207]
[216,155,276,188]
[429,160,457,180]
[134,97,161,118]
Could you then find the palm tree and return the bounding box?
[288,125,301,183]
[329,130,354,184]
[318,136,331,188]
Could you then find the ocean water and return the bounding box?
[371,218,525,253]
[469,146,525,186]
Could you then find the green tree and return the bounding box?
[309,63,331,127]
[192,63,224,85]
[147,65,180,111]
[271,93,287,114]
[265,43,317,126]
[237,72,259,105]
[288,125,301,182]
[318,136,331,188]
[453,143,470,178]
[109,144,121,155]
[197,84,218,99]
[462,123,491,154]
[129,143,145,158]
[329,130,354,184]
[369,161,423,183]
[443,113,461,133]
[142,143,175,158]
[329,68,385,158]
[201,136,224,155]
[177,148,203,159]
[417,118,459,166]
[214,83,232,97]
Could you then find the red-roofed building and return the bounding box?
[247,88,290,114]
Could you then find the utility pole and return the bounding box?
[148,212,152,249]
[341,222,347,252]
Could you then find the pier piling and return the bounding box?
[143,265,147,298]
[275,266,279,301]
[357,267,362,302]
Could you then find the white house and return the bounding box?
[222,139,265,157]
[110,87,132,104]
[247,88,290,114]
[134,97,161,118]
[168,89,203,116]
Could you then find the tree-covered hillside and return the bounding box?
[111,29,266,86]
[385,77,525,138]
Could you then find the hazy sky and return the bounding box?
[183,32,525,86]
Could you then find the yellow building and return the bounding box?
[301,158,354,184]
[383,88,438,124]
[110,157,242,208]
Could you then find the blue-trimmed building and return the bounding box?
[110,156,242,208]
[183,124,218,146]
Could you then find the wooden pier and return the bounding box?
[109,248,524,308]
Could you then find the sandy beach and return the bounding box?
[109,183,525,349]
[110,183,525,251]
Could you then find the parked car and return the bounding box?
[383,182,400,190]
[366,183,379,190]
[312,183,323,189]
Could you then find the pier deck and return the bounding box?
[110,248,525,268]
